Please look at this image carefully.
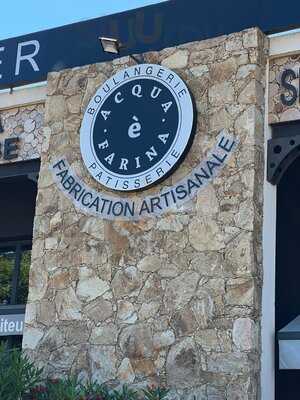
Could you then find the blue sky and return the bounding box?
[0,0,167,40]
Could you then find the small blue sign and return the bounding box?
[0,313,24,336]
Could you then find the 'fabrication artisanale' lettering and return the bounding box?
[51,132,237,220]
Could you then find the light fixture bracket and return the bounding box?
[99,36,145,64]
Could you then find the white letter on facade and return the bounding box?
[115,92,124,104]
[119,158,128,170]
[145,146,158,161]
[151,86,162,99]
[15,40,40,76]
[132,84,142,98]
[98,139,109,150]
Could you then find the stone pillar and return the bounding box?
[23,28,267,399]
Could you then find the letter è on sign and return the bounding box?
[97,85,173,171]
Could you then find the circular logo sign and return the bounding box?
[80,64,194,191]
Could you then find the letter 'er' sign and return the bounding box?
[0,40,40,83]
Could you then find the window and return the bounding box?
[0,241,31,306]
[0,160,39,348]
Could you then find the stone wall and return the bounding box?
[23,28,267,399]
[0,103,44,163]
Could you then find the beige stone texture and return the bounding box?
[23,27,266,399]
[0,103,44,164]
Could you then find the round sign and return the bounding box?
[80,64,195,191]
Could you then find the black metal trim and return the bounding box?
[0,240,31,249]
[0,305,25,315]
[277,332,300,340]
[10,244,21,305]
[271,120,300,139]
[0,159,40,179]
[267,135,300,185]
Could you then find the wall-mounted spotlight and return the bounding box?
[99,36,144,64]
[99,37,122,54]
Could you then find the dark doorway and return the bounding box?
[276,155,300,398]
[0,160,39,348]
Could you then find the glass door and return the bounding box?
[0,241,31,347]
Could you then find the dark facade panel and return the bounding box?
[1,0,300,90]
[0,162,39,241]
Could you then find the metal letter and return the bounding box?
[280,69,297,106]
[15,40,40,76]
